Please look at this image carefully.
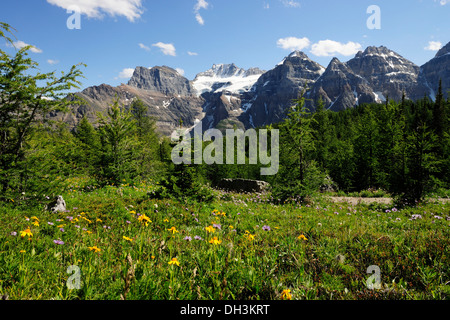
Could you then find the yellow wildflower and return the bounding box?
[88,246,101,253]
[31,216,39,221]
[163,218,169,223]
[20,228,33,238]
[20,250,26,253]
[298,234,308,241]
[123,236,133,242]
[167,226,179,234]
[244,232,255,241]
[96,218,102,223]
[209,237,222,245]
[32,220,39,227]
[138,214,152,226]
[82,217,92,224]
[205,226,215,233]
[281,289,292,300]
[168,257,180,266]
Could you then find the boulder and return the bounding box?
[46,195,67,213]
[215,179,270,193]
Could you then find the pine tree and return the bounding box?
[273,91,323,202]
[96,97,139,184]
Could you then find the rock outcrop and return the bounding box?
[46,195,67,213]
[215,179,270,193]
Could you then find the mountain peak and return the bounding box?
[435,41,450,58]
[128,65,194,96]
[287,50,309,59]
[198,63,246,78]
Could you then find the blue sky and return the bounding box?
[1,0,449,90]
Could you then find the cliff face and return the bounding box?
[128,66,196,97]
[420,42,450,99]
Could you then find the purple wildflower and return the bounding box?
[59,228,65,232]
[10,231,17,236]
[213,224,222,230]
[184,236,192,241]
[48,222,54,226]
[194,235,203,240]
[53,239,64,245]
[262,225,271,231]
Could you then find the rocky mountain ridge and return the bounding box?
[55,42,450,135]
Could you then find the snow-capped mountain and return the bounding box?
[53,42,450,135]
[192,63,265,96]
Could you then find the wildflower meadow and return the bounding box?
[1,180,449,301]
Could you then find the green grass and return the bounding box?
[0,181,449,300]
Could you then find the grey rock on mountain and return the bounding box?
[420,41,450,99]
[241,51,325,128]
[128,66,196,96]
[346,46,430,102]
[308,57,374,111]
[52,71,205,136]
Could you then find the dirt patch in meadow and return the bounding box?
[328,197,449,205]
[328,197,393,205]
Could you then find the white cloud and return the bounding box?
[310,40,362,57]
[438,0,449,5]
[263,2,270,9]
[138,43,151,51]
[281,0,301,8]
[46,0,144,22]
[7,40,42,53]
[194,0,209,25]
[187,51,198,56]
[195,13,205,25]
[277,37,311,51]
[425,41,442,51]
[152,42,176,56]
[117,68,135,79]
[47,59,59,65]
[175,68,185,76]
